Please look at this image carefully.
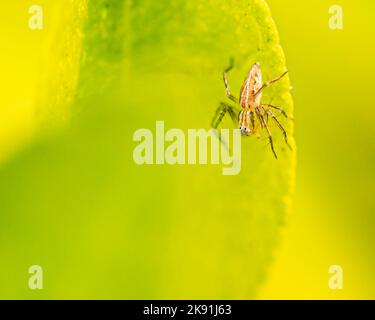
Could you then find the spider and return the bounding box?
[211,59,291,159]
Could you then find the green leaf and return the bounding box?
[0,0,295,298]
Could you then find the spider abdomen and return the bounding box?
[239,63,263,109]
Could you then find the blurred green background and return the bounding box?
[0,0,374,299]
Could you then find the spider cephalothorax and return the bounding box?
[212,60,291,158]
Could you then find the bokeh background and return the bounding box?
[259,0,375,299]
[0,0,374,299]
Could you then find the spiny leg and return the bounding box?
[264,108,292,150]
[254,70,288,98]
[250,110,255,131]
[223,58,238,103]
[211,102,237,129]
[255,106,277,159]
[254,106,264,129]
[211,102,238,152]
[261,103,290,119]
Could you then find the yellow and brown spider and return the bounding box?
[211,59,291,158]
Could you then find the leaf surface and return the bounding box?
[0,0,295,298]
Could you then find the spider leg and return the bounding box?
[223,58,238,103]
[264,108,292,150]
[211,102,237,129]
[254,70,288,97]
[250,110,255,131]
[261,103,291,119]
[255,106,277,159]
[254,106,264,128]
[211,102,238,152]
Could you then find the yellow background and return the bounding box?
[0,0,374,299]
[259,0,375,299]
